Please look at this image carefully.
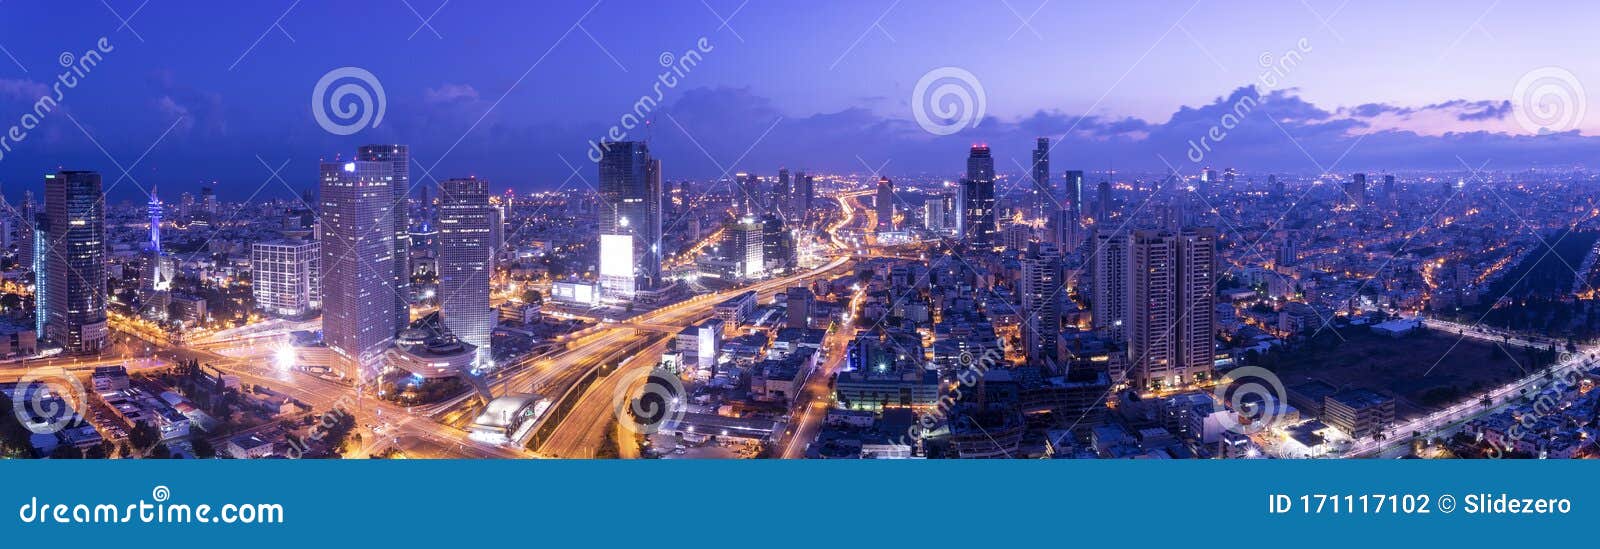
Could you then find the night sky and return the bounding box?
[1,0,1595,202]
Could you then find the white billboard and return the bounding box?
[599,234,634,278]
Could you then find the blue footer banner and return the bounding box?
[2,460,1593,547]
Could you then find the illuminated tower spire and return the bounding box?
[147,186,162,253]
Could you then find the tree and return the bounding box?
[49,445,83,459]
[149,443,172,459]
[129,423,160,454]
[192,437,216,459]
[521,288,543,305]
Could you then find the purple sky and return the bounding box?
[0,0,1595,201]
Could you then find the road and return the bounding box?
[539,189,869,458]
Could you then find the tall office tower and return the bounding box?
[924,196,948,232]
[1345,173,1368,208]
[1383,174,1397,208]
[1020,242,1062,363]
[488,197,506,256]
[1201,168,1218,195]
[320,160,399,381]
[785,286,813,329]
[795,172,814,220]
[962,145,996,247]
[598,142,663,297]
[723,218,765,279]
[39,171,108,354]
[1223,168,1236,188]
[733,172,754,215]
[1063,169,1084,222]
[1268,174,1282,196]
[176,191,193,223]
[1096,180,1113,226]
[1092,231,1130,343]
[777,168,792,217]
[876,176,895,231]
[357,145,413,333]
[200,186,218,221]
[253,237,321,318]
[1031,137,1051,220]
[437,177,493,349]
[761,214,794,272]
[1127,228,1217,390]
[17,191,35,271]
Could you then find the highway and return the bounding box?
[538,189,869,457]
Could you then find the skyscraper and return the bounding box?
[1096,180,1113,226]
[777,168,792,218]
[1127,228,1216,390]
[1092,231,1130,344]
[1020,242,1062,363]
[39,171,108,354]
[1346,173,1368,208]
[320,160,398,381]
[1383,174,1397,208]
[962,145,996,247]
[1031,137,1051,220]
[793,172,814,221]
[17,191,34,272]
[598,141,662,297]
[761,213,794,272]
[356,144,412,333]
[438,177,493,349]
[875,176,895,231]
[253,237,321,318]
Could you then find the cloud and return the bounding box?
[424,83,480,104]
